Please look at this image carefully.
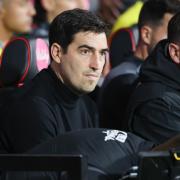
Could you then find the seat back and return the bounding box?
[0,153,118,180]
[0,154,87,180]
[99,73,139,131]
[0,37,50,87]
[109,26,138,68]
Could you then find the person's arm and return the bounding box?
[131,98,180,143]
[2,97,57,153]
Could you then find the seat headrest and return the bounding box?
[0,37,50,87]
[109,26,139,68]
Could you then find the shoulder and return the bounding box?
[3,96,56,121]
[104,56,141,87]
[12,70,57,106]
[131,83,180,110]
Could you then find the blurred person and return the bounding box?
[42,0,90,23]
[95,0,142,78]
[111,0,144,33]
[99,0,180,131]
[0,9,109,153]
[109,0,144,68]
[110,0,180,68]
[97,0,137,30]
[33,0,90,37]
[0,0,36,54]
[127,11,180,143]
[76,0,90,10]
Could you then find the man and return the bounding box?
[99,0,180,130]
[127,11,180,143]
[0,0,36,54]
[0,9,109,153]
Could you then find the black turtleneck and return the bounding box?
[0,66,99,153]
[127,39,180,144]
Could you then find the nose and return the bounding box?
[28,1,36,16]
[89,53,102,71]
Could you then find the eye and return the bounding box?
[100,51,109,59]
[100,51,106,57]
[80,48,91,55]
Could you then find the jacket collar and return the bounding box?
[140,39,180,91]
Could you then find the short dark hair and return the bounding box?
[138,0,180,29]
[168,11,180,43]
[49,8,108,56]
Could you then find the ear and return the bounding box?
[50,43,63,64]
[168,43,180,64]
[140,25,152,45]
[41,0,55,11]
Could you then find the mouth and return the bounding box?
[84,73,99,81]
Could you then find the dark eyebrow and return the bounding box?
[78,45,109,52]
[78,45,95,50]
[100,48,109,53]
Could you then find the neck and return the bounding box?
[134,41,149,61]
[50,62,82,97]
[47,12,55,24]
[50,61,64,83]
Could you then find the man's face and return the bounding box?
[148,13,174,53]
[55,32,108,94]
[1,0,36,33]
[52,0,79,18]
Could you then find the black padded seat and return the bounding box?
[0,37,50,87]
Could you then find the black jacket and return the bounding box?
[6,128,154,180]
[0,67,99,153]
[127,40,180,143]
